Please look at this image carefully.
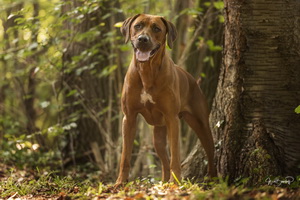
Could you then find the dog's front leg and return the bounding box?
[116,114,137,186]
[166,116,181,183]
[153,126,170,181]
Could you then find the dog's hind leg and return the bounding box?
[182,88,217,177]
[182,111,216,177]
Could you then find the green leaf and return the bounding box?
[295,105,300,114]
[134,140,139,146]
[213,2,224,10]
[171,170,181,185]
[219,15,225,23]
[206,40,222,52]
[204,2,211,7]
[66,89,78,97]
[203,56,210,63]
[100,65,117,77]
[114,22,123,28]
[148,164,157,169]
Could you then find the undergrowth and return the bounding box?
[0,166,299,200]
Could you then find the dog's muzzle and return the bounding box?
[133,35,160,62]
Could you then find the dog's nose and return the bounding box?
[138,35,150,43]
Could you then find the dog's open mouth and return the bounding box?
[135,45,160,62]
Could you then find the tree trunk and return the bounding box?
[0,5,15,139]
[209,0,300,184]
[0,2,40,138]
[172,0,192,63]
[24,3,39,136]
[61,0,124,178]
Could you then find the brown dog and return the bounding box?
[116,14,216,185]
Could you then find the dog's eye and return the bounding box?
[153,26,161,33]
[134,24,142,30]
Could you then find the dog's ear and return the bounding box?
[121,14,140,43]
[161,17,177,49]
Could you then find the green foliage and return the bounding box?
[1,171,298,199]
[206,40,222,52]
[203,1,224,11]
[196,37,222,68]
[0,0,118,168]
[179,7,204,19]
[0,124,71,168]
[0,169,92,198]
[213,2,225,10]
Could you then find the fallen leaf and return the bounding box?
[134,192,145,199]
[124,197,134,200]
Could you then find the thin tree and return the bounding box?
[61,0,124,178]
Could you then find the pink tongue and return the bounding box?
[136,50,151,61]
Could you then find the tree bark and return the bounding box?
[209,0,300,184]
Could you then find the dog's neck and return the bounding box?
[135,46,166,92]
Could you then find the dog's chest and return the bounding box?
[140,90,156,105]
[139,89,166,125]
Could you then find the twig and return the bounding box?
[178,6,214,66]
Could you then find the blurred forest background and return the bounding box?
[0,0,224,181]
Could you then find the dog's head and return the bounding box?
[121,14,177,62]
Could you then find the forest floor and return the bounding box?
[0,163,299,200]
